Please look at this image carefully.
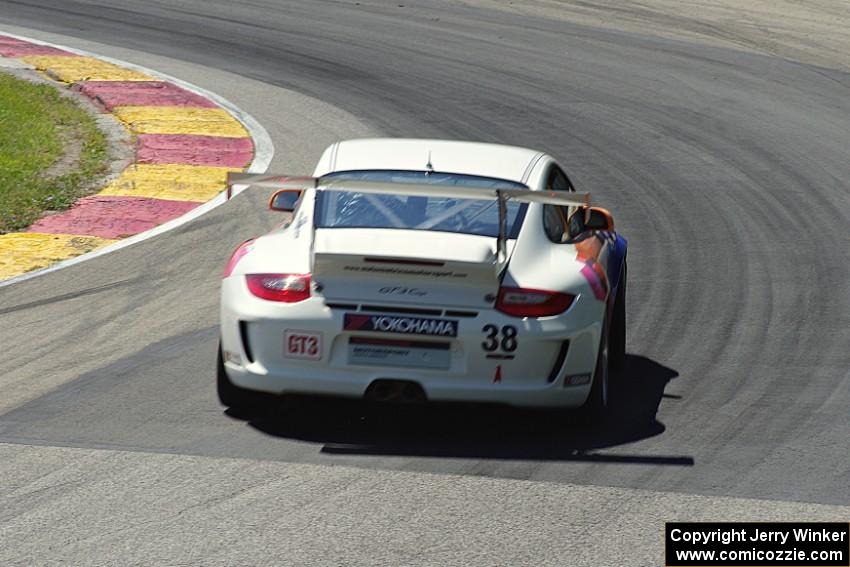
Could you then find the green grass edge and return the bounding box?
[0,71,110,234]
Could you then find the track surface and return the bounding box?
[1,0,848,553]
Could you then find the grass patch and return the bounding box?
[0,71,108,233]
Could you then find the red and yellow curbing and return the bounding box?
[0,36,256,281]
[0,234,116,278]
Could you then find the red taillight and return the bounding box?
[223,239,255,278]
[495,287,576,317]
[246,274,311,302]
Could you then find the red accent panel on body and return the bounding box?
[580,262,608,301]
[574,234,604,262]
[223,239,255,278]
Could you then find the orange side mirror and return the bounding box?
[585,206,614,231]
[269,189,302,212]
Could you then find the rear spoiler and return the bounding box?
[226,172,591,266]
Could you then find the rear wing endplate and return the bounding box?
[227,172,591,267]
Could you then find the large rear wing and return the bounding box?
[227,172,590,206]
[226,172,592,266]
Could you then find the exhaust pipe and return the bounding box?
[365,380,427,403]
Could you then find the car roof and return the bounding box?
[315,138,547,185]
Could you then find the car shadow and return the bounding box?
[234,354,692,466]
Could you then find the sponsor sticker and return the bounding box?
[347,337,451,369]
[344,313,458,337]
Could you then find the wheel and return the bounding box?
[580,319,610,419]
[217,342,260,412]
[609,261,627,373]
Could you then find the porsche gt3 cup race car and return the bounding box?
[218,138,627,416]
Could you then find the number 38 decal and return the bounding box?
[481,324,518,352]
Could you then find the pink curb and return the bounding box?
[77,80,218,110]
[136,134,254,167]
[0,44,75,57]
[0,32,266,285]
[0,36,31,45]
[27,196,202,240]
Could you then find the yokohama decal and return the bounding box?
[344,313,458,337]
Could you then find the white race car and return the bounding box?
[219,138,627,416]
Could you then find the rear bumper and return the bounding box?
[223,360,593,408]
[221,318,601,409]
[221,276,605,409]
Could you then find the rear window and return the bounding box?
[315,170,528,238]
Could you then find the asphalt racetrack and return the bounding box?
[1,1,848,564]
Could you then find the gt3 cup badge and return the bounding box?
[378,286,427,297]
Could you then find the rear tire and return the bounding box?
[610,261,627,373]
[217,342,260,412]
[580,320,610,420]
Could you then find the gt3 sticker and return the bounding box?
[285,330,322,360]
